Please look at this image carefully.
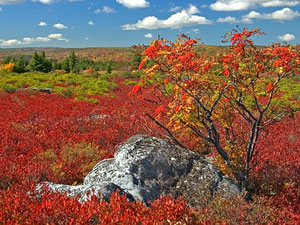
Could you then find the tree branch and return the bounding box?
[145,113,187,149]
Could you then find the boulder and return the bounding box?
[38,135,241,208]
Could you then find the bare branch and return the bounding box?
[263,111,288,126]
[236,99,257,121]
[262,90,275,113]
[143,98,161,105]
[145,113,187,149]
[210,83,233,113]
[254,96,262,113]
[179,118,210,141]
[230,100,252,123]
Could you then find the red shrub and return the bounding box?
[0,77,299,224]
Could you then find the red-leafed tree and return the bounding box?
[135,27,300,199]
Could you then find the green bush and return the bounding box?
[0,70,117,100]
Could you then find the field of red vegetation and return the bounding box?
[0,77,299,224]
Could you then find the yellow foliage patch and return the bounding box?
[1,62,14,72]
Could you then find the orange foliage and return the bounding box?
[1,62,14,72]
[83,68,94,74]
[55,69,66,74]
[134,27,300,194]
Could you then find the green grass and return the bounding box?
[0,70,118,101]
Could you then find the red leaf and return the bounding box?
[154,105,164,116]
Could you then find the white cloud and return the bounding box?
[0,0,85,4]
[269,7,300,19]
[122,4,212,30]
[32,0,83,3]
[88,21,94,25]
[242,8,300,22]
[23,37,51,43]
[210,0,255,11]
[261,1,300,7]
[144,33,153,38]
[103,6,116,13]
[36,37,51,42]
[170,6,182,12]
[116,0,149,9]
[0,39,22,46]
[32,0,59,4]
[187,4,200,14]
[0,33,69,46]
[0,7,2,11]
[53,23,68,29]
[38,21,47,26]
[22,37,35,43]
[0,0,25,5]
[48,33,69,41]
[278,33,295,41]
[95,6,116,14]
[210,0,300,11]
[217,16,239,23]
[84,37,89,40]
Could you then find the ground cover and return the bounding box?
[0,57,299,224]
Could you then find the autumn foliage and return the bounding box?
[0,28,300,224]
[0,62,15,72]
[136,27,300,199]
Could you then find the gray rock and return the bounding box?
[32,88,52,93]
[37,134,241,209]
[37,182,134,202]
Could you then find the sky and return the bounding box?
[0,0,300,48]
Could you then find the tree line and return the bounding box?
[1,51,126,74]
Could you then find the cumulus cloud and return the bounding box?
[278,33,295,41]
[48,33,69,41]
[0,34,70,46]
[116,0,149,9]
[23,37,51,43]
[144,33,152,38]
[35,37,51,42]
[53,23,68,29]
[242,7,300,22]
[0,37,50,46]
[0,0,25,5]
[0,33,69,46]
[217,16,239,23]
[88,21,94,25]
[122,4,212,30]
[261,0,300,7]
[95,6,116,14]
[38,21,47,26]
[0,39,22,46]
[210,0,300,11]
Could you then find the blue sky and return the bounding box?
[0,0,299,48]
